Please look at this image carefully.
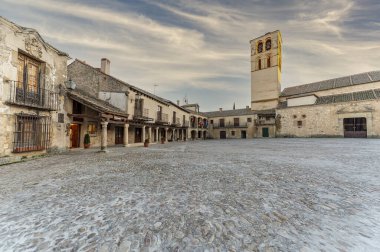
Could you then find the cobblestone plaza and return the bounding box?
[0,139,379,251]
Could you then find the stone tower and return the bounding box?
[250,30,282,111]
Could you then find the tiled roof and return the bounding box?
[67,89,129,118]
[203,108,254,117]
[314,89,378,105]
[281,71,380,97]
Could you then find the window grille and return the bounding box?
[13,114,51,153]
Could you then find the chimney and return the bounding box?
[101,58,110,75]
[219,108,222,112]
[177,100,180,106]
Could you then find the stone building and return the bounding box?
[204,107,254,139]
[181,103,208,140]
[66,59,195,150]
[277,72,380,138]
[0,17,70,162]
[249,30,380,138]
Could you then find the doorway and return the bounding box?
[115,126,124,144]
[262,127,269,137]
[220,131,226,139]
[70,124,81,148]
[343,117,367,138]
[241,130,247,139]
[135,128,142,143]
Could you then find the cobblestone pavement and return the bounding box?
[0,139,379,251]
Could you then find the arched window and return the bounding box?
[267,56,271,68]
[257,42,263,53]
[258,59,262,70]
[265,39,271,51]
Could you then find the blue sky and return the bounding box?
[1,0,379,111]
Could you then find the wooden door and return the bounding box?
[220,131,226,139]
[115,126,124,144]
[262,127,269,137]
[135,128,142,143]
[70,124,81,148]
[344,118,367,138]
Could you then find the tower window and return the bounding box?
[257,42,263,53]
[258,59,262,70]
[265,39,271,51]
[267,57,271,68]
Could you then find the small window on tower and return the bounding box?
[257,42,263,53]
[265,39,271,50]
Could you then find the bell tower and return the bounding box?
[250,30,282,111]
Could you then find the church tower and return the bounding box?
[250,30,282,111]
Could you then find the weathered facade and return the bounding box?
[66,59,197,150]
[277,72,380,138]
[0,17,70,162]
[250,30,380,138]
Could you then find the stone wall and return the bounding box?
[277,100,380,138]
[0,18,69,158]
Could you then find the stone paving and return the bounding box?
[0,139,379,251]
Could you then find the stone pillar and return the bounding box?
[148,127,152,141]
[100,121,108,152]
[156,127,159,142]
[124,123,129,147]
[165,128,169,143]
[142,126,146,143]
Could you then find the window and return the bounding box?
[219,118,225,127]
[87,122,97,135]
[231,131,235,136]
[258,59,262,70]
[257,42,263,53]
[293,115,297,119]
[13,114,50,153]
[210,120,213,124]
[265,39,271,51]
[297,121,303,127]
[247,118,252,123]
[302,115,306,118]
[234,118,239,127]
[267,56,271,68]
[16,53,44,105]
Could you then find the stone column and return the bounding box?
[123,123,129,147]
[100,121,108,152]
[165,128,169,143]
[156,127,159,142]
[148,126,152,142]
[142,126,146,143]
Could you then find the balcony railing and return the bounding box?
[6,81,59,111]
[172,117,181,126]
[212,122,248,128]
[254,119,275,125]
[183,120,190,127]
[156,112,169,124]
[134,108,152,121]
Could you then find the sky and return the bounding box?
[1,0,379,111]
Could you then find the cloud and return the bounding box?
[1,0,379,111]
